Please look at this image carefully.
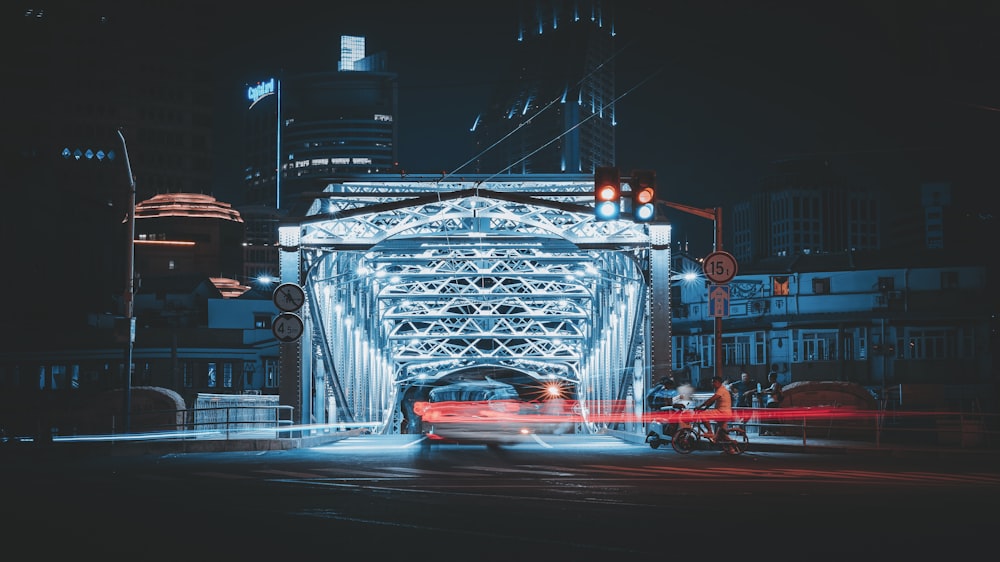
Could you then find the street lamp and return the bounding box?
[117,128,136,433]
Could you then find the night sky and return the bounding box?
[8,1,1000,254]
[215,1,1000,246]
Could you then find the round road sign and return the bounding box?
[273,283,306,312]
[703,251,738,284]
[272,312,304,343]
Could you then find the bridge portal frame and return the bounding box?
[277,174,671,436]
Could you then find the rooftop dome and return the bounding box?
[135,193,244,222]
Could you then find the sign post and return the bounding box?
[702,250,737,382]
[661,203,740,382]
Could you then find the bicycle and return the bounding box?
[670,411,749,455]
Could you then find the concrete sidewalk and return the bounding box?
[2,428,368,458]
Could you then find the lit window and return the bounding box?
[771,276,789,296]
[254,314,271,329]
[264,359,279,388]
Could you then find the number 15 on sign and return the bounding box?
[703,251,738,284]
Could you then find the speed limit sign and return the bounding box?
[703,251,738,284]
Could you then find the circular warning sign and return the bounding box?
[703,251,738,284]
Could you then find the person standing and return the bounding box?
[731,370,756,409]
[759,371,784,408]
[756,371,784,436]
[730,370,756,428]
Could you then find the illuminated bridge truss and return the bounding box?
[282,174,671,435]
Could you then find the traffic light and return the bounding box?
[631,169,657,222]
[594,166,621,221]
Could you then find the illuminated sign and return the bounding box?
[374,114,393,122]
[247,78,276,108]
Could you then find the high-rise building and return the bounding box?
[242,36,399,213]
[240,36,398,282]
[471,0,616,175]
[730,159,881,263]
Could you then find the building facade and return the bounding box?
[669,249,994,408]
[279,65,399,211]
[242,35,399,213]
[710,166,996,405]
[1,184,281,435]
[134,193,246,284]
[0,280,282,435]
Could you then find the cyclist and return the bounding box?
[696,376,733,442]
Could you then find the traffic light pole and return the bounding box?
[662,201,725,382]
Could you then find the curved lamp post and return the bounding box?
[117,128,136,433]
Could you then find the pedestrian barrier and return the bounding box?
[736,408,998,451]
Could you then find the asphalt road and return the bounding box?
[4,434,998,561]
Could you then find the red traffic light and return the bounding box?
[594,167,620,202]
[594,166,621,220]
[596,184,620,202]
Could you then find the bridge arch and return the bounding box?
[280,174,672,436]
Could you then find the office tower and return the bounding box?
[471,1,615,174]
[242,36,399,213]
[241,36,398,281]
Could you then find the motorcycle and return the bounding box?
[645,402,693,449]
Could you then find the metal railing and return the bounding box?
[184,404,296,439]
[33,404,299,443]
[735,407,999,451]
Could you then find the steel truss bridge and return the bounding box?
[278,174,672,436]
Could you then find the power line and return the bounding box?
[480,65,664,184]
[444,38,640,182]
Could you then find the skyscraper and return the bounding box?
[240,35,399,281]
[242,36,399,213]
[471,1,616,175]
